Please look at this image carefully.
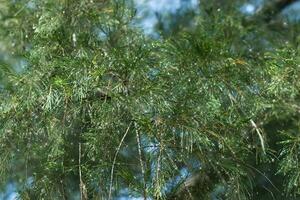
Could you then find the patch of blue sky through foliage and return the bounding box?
[134,0,199,37]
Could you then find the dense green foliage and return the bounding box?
[1,0,300,199]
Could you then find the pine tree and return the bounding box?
[1,0,300,199]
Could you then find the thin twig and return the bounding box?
[250,119,265,154]
[79,143,87,200]
[155,129,163,198]
[79,143,82,199]
[135,124,147,200]
[228,92,266,154]
[14,1,29,17]
[241,161,280,192]
[156,145,162,196]
[108,121,133,200]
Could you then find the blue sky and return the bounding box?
[0,183,17,200]
[134,0,199,36]
[283,1,300,21]
[135,0,300,36]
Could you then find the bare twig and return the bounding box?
[155,144,162,196]
[79,143,88,200]
[135,124,147,200]
[228,93,266,154]
[250,119,265,154]
[108,121,133,200]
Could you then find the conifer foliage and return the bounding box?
[0,0,300,199]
